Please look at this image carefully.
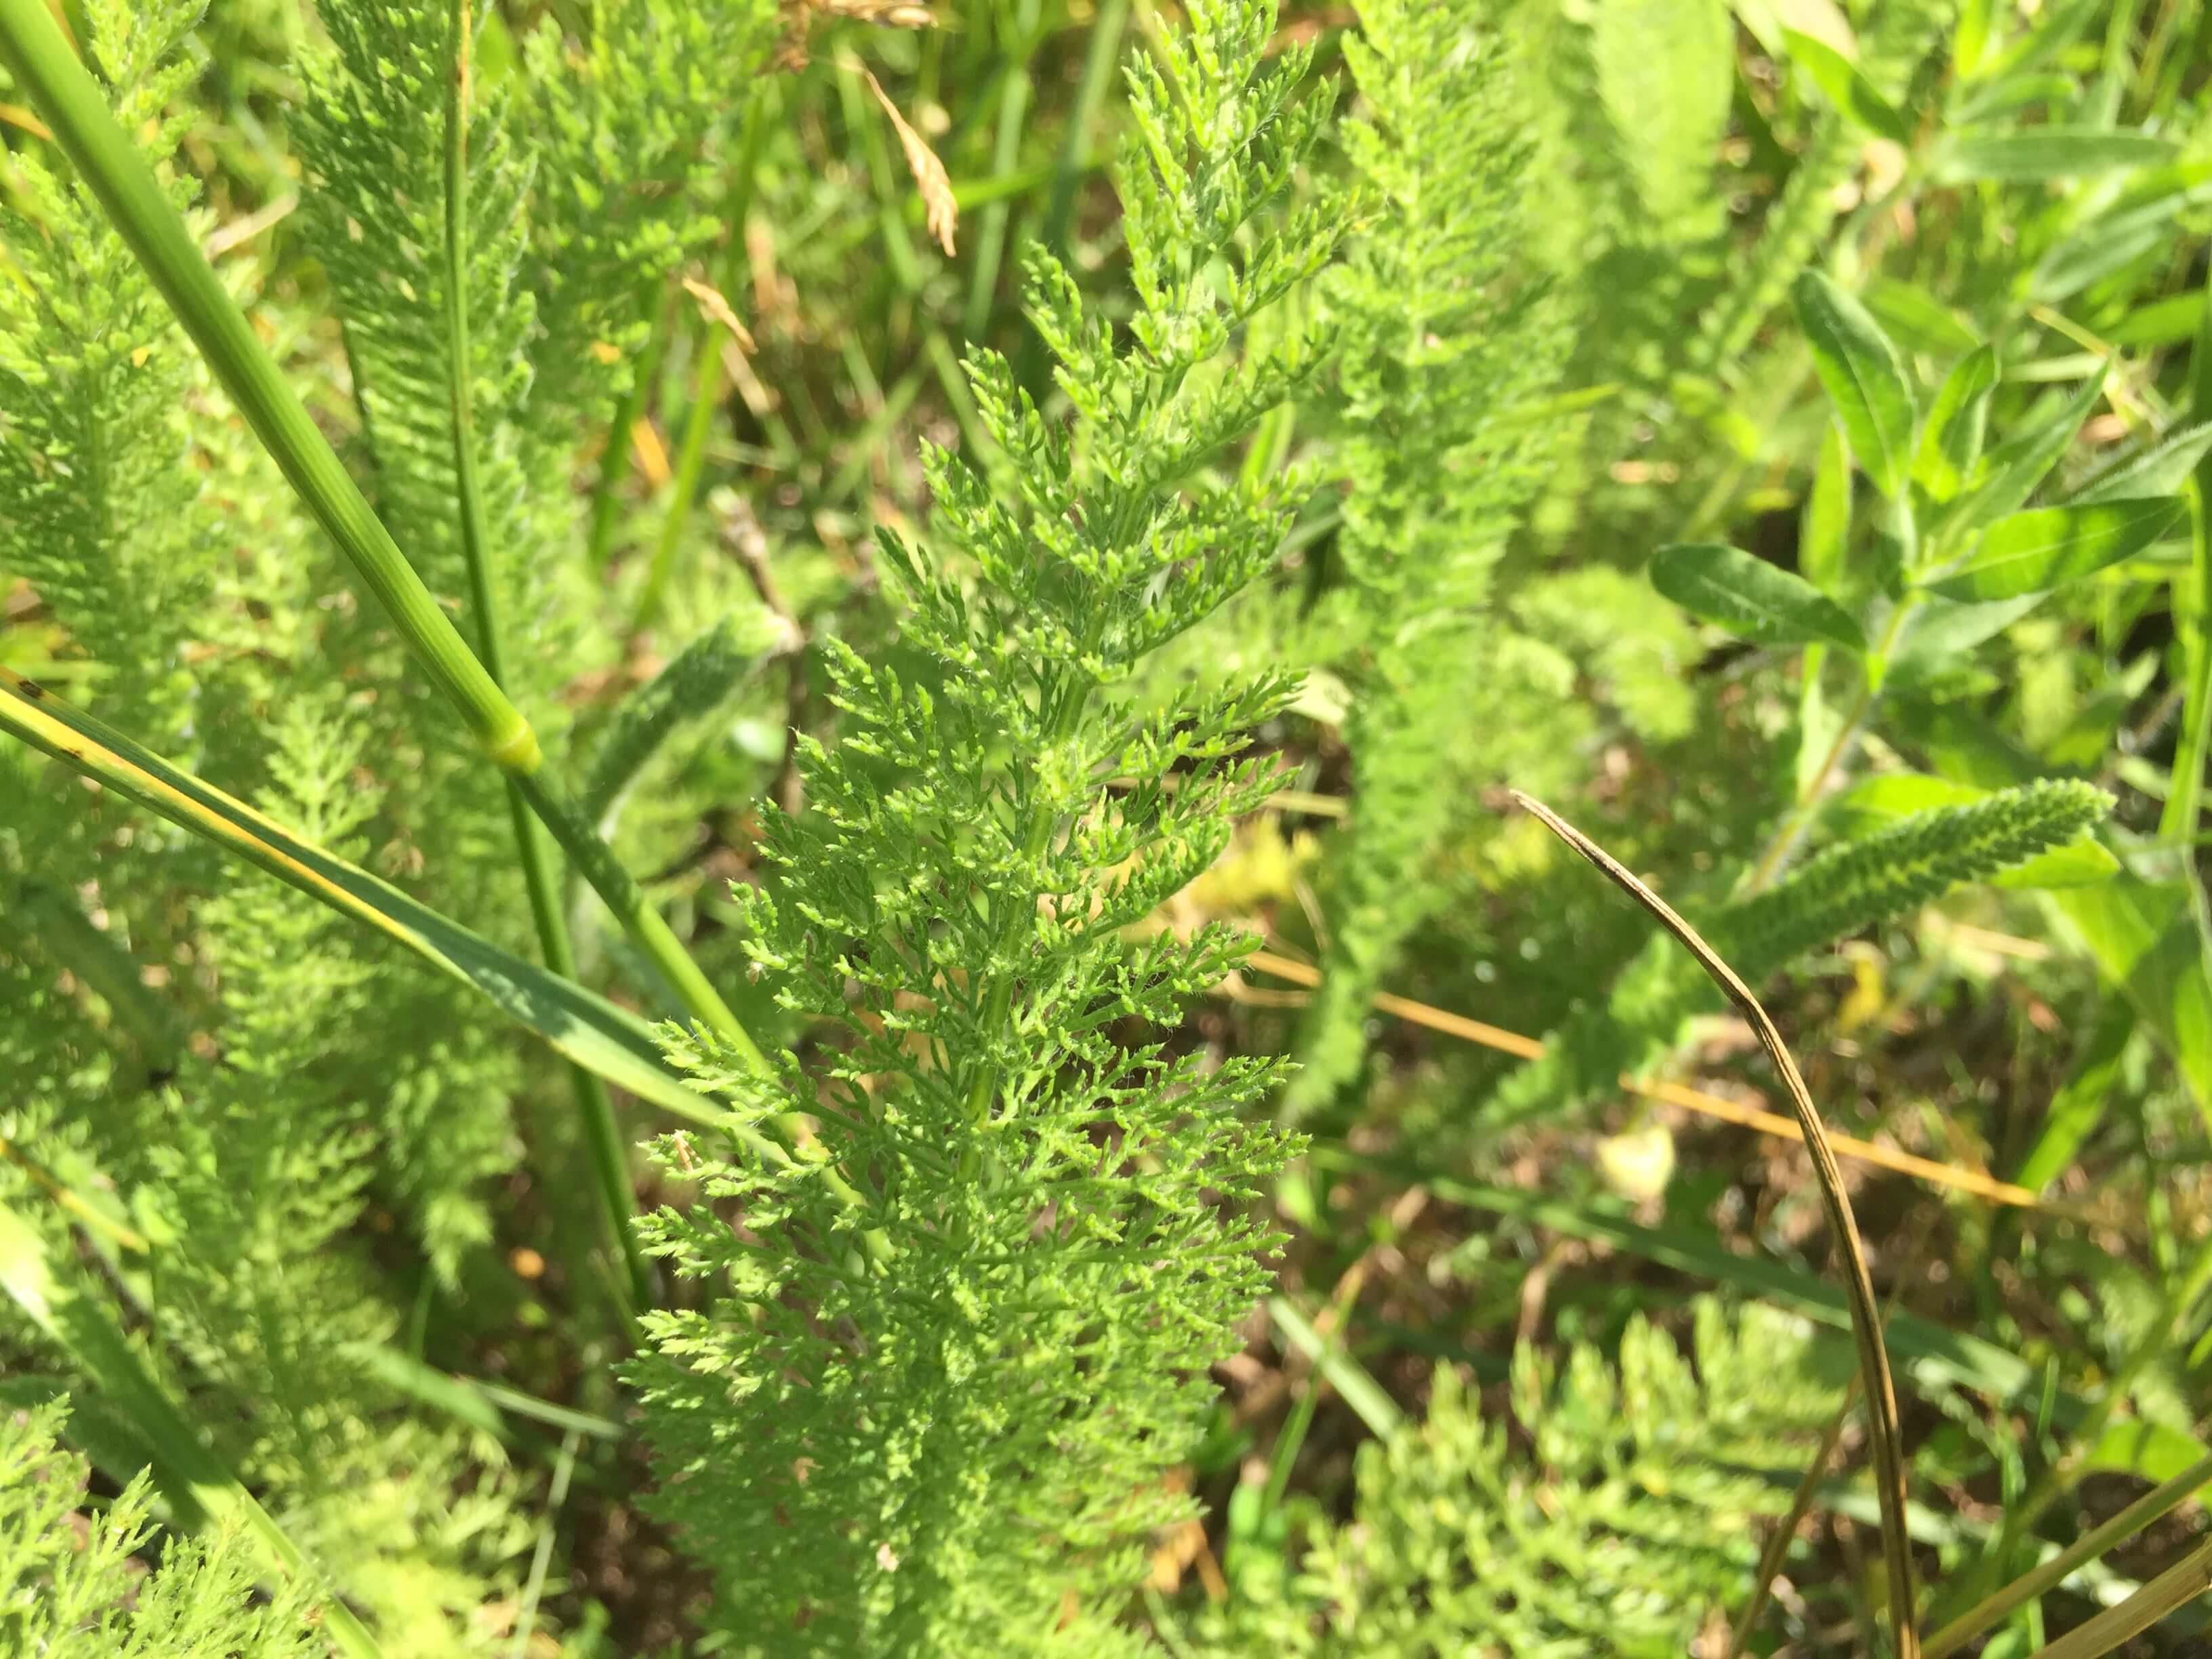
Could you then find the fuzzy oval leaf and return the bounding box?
[1650,542,1866,651]
[1926,496,2187,601]
[1931,127,2179,182]
[1794,271,1916,499]
[1780,27,1908,143]
[0,670,718,1128]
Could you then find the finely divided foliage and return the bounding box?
[1188,1303,1846,1656]
[1285,0,1570,1115]
[0,1404,323,1657]
[0,0,211,735]
[4,0,2205,1649]
[623,3,1331,1643]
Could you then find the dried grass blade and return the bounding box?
[1511,790,1919,1659]
[2028,1532,2212,1658]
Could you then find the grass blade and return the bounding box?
[585,613,783,827]
[1512,790,1920,1659]
[0,0,530,769]
[0,667,716,1128]
[0,0,767,1073]
[439,0,646,1319]
[1266,1294,1404,1442]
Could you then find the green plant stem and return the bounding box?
[630,94,771,634]
[508,1429,582,1659]
[962,0,1044,342]
[632,321,723,634]
[441,0,647,1319]
[508,772,762,1063]
[1978,1233,2212,1608]
[587,280,672,571]
[1041,0,1126,256]
[0,0,766,1070]
[1740,593,1922,893]
[0,1201,386,1659]
[2161,257,2212,846]
[0,0,531,770]
[10,879,183,1076]
[2027,1532,2212,1659]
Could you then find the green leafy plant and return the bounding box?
[7,0,2212,1651]
[623,1,1333,1641]
[1181,1302,1848,1657]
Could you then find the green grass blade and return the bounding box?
[0,1199,384,1658]
[438,0,646,1320]
[1267,1295,1404,1441]
[2011,1000,2135,1191]
[0,0,768,1077]
[1927,1456,2212,1658]
[0,668,716,1128]
[0,0,532,770]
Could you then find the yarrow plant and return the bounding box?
[623,1,1337,1643]
[3,0,2209,1650]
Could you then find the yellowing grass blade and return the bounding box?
[0,668,715,1128]
[0,1198,384,1658]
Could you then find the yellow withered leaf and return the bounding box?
[863,68,956,256]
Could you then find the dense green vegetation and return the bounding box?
[3,0,2212,1650]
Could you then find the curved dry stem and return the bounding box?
[1511,790,1919,1659]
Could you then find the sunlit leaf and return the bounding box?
[1650,541,1866,651]
[1925,497,2186,601]
[1795,271,1916,499]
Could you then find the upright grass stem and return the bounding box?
[0,0,531,769]
[0,0,764,1067]
[441,0,648,1317]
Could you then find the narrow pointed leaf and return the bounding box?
[2071,421,2212,505]
[583,612,781,825]
[1651,542,1867,651]
[1931,127,2179,183]
[1802,422,1852,594]
[0,669,716,1128]
[1926,497,2186,601]
[1781,27,1910,143]
[1950,369,2109,533]
[2009,1000,2133,1193]
[1795,271,1917,499]
[1914,345,2000,502]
